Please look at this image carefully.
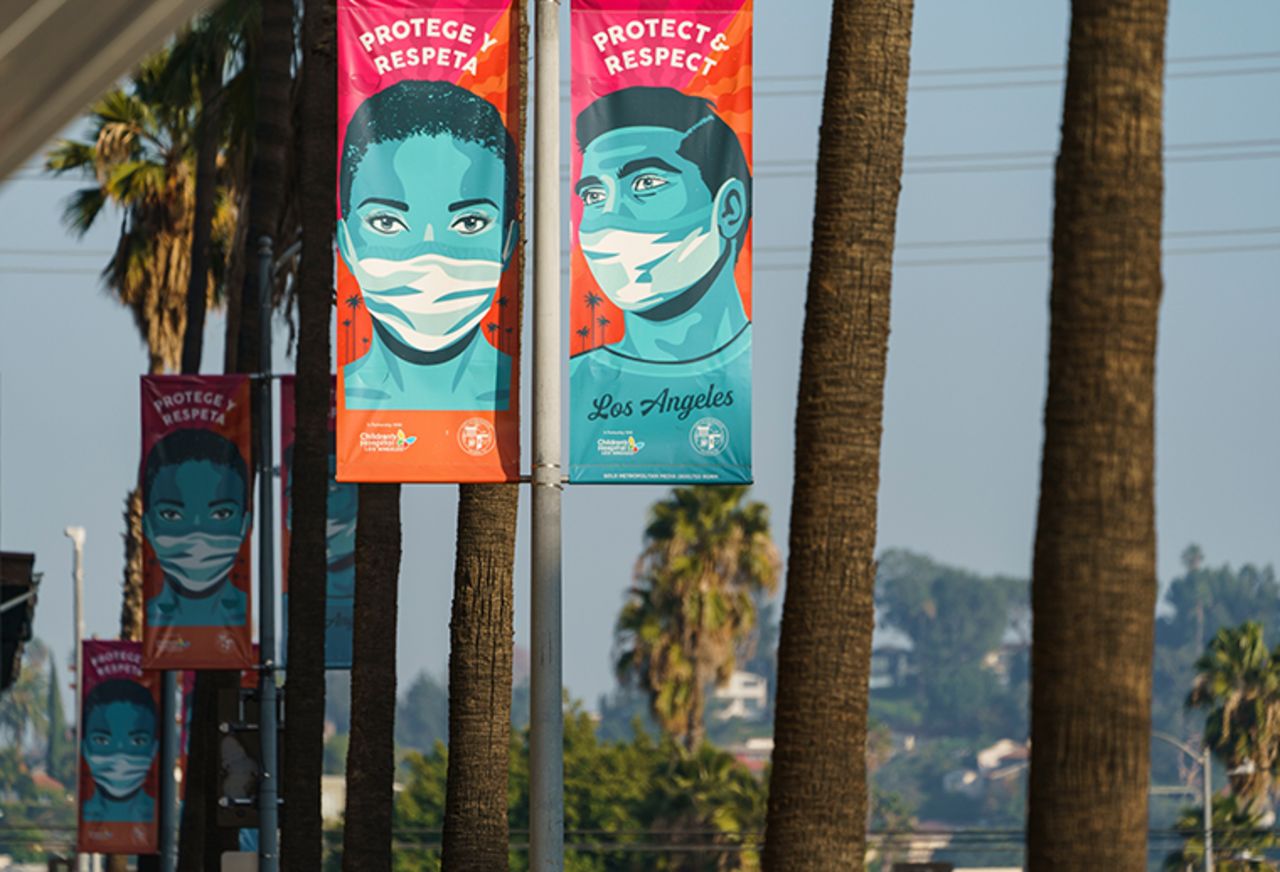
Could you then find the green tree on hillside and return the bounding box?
[615,486,780,751]
[876,551,1027,738]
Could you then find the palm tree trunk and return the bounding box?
[180,4,296,848]
[342,483,402,872]
[442,485,519,872]
[121,489,145,641]
[1026,1,1167,868]
[180,77,221,376]
[235,0,294,375]
[762,1,913,868]
[441,11,525,867]
[281,0,337,866]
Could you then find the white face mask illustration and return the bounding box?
[579,220,723,312]
[339,222,503,353]
[148,527,246,595]
[87,751,153,799]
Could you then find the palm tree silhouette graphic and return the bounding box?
[344,295,363,359]
[584,292,603,346]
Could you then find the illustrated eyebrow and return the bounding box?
[358,197,409,211]
[449,197,498,212]
[574,175,604,196]
[156,499,183,507]
[208,499,240,508]
[619,158,681,178]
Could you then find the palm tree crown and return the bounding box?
[615,486,780,751]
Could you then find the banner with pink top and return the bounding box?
[336,0,522,483]
[77,641,159,855]
[569,0,753,483]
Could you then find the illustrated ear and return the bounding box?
[240,511,253,541]
[336,219,358,271]
[713,178,748,243]
[501,219,520,269]
[141,513,154,544]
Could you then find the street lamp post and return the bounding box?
[1153,730,1212,872]
[62,527,86,872]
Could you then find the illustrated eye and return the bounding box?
[632,174,668,194]
[449,213,493,236]
[210,508,235,521]
[158,509,182,522]
[579,187,607,207]
[91,735,109,747]
[131,735,151,748]
[364,212,408,236]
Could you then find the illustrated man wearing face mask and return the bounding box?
[143,429,250,628]
[339,79,518,411]
[283,440,358,667]
[81,679,158,822]
[571,86,752,480]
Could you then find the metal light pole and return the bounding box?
[1153,731,1212,872]
[255,236,281,872]
[158,669,180,872]
[63,526,86,872]
[530,1,564,869]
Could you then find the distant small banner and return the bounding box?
[569,0,753,483]
[336,0,522,482]
[140,375,254,670]
[77,641,159,855]
[281,376,359,669]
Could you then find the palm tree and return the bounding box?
[1026,0,1168,868]
[164,0,253,375]
[486,321,501,346]
[343,484,402,872]
[615,486,780,752]
[1187,623,1280,812]
[762,0,914,867]
[47,53,200,375]
[442,485,520,871]
[596,315,610,344]
[583,291,602,345]
[281,0,337,865]
[576,325,591,353]
[1164,795,1276,872]
[442,8,526,865]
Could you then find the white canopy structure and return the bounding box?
[0,0,215,178]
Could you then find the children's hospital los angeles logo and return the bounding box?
[359,423,418,453]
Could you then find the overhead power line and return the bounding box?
[556,49,1280,85]
[11,242,1276,280]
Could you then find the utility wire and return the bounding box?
[10,243,1277,279]
[556,49,1280,85]
[11,138,1277,184]
[6,224,1278,262]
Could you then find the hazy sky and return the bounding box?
[2,0,1277,715]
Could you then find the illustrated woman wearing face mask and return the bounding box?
[339,80,519,411]
[571,87,753,477]
[143,429,250,628]
[81,679,158,822]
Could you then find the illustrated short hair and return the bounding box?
[575,86,752,250]
[340,80,518,219]
[142,429,249,512]
[84,679,157,724]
